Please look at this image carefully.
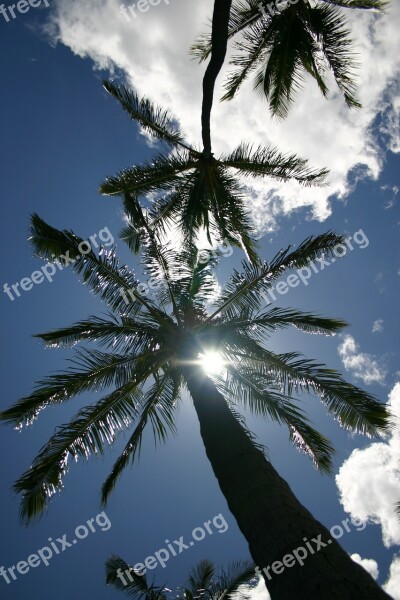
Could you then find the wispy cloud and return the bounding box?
[381,184,399,209]
[372,319,384,333]
[337,335,387,385]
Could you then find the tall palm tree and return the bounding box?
[100,80,328,263]
[191,0,388,118]
[0,215,390,598]
[106,556,255,600]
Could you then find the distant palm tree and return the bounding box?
[192,0,388,118]
[106,556,255,600]
[100,80,328,263]
[0,215,390,598]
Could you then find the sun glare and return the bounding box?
[199,351,226,375]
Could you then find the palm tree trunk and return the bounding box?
[201,0,232,154]
[182,365,391,600]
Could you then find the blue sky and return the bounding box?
[0,1,400,599]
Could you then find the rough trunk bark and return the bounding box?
[201,0,232,154]
[182,365,392,600]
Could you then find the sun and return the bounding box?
[199,351,226,375]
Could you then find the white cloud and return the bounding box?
[372,319,384,333]
[350,553,379,580]
[43,0,400,235]
[383,555,400,600]
[337,335,387,385]
[336,382,400,548]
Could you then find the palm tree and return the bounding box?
[106,556,255,600]
[191,0,388,118]
[100,80,328,263]
[0,215,390,598]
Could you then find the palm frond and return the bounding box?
[34,314,159,353]
[221,365,335,472]
[103,80,191,152]
[308,5,361,109]
[229,0,268,34]
[255,11,309,118]
[222,142,328,185]
[211,560,256,600]
[119,192,148,255]
[184,248,222,307]
[323,0,388,9]
[106,554,166,600]
[199,308,347,349]
[29,214,156,316]
[234,349,389,436]
[0,349,165,428]
[99,152,197,197]
[140,229,184,323]
[184,560,216,599]
[101,371,181,505]
[208,232,344,321]
[190,0,266,63]
[13,383,143,525]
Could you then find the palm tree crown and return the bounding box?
[191,0,388,118]
[106,556,256,600]
[0,214,387,524]
[100,80,328,263]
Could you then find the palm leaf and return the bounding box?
[29,214,158,316]
[106,554,166,600]
[103,80,192,152]
[100,152,198,197]
[323,0,387,9]
[233,349,388,436]
[101,371,181,504]
[222,142,329,185]
[207,232,344,321]
[190,0,265,62]
[210,560,256,600]
[221,364,335,472]
[13,382,143,524]
[184,559,216,599]
[221,17,273,102]
[0,348,165,428]
[308,5,361,109]
[34,314,159,353]
[202,308,347,340]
